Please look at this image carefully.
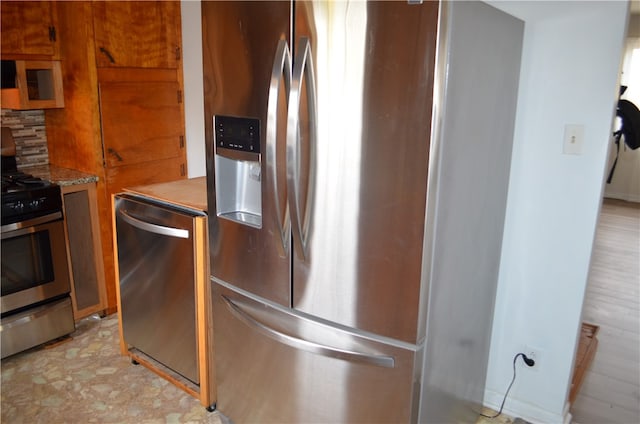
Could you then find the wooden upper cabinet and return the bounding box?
[0,1,58,58]
[99,75,184,168]
[92,1,181,69]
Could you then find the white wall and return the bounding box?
[181,0,206,177]
[484,1,629,422]
[180,0,629,422]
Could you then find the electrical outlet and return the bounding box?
[522,346,541,371]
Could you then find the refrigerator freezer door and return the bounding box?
[291,1,439,344]
[213,282,419,423]
[202,1,292,307]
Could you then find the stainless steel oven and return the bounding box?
[1,213,71,313]
[1,168,75,358]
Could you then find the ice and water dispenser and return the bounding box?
[214,115,262,228]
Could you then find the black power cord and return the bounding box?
[480,352,535,419]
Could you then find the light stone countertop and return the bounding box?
[23,165,99,187]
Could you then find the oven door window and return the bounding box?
[2,230,55,296]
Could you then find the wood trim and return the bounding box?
[111,193,128,356]
[569,323,600,404]
[195,215,216,408]
[127,349,200,399]
[174,1,187,177]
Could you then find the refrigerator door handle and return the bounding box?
[267,39,292,257]
[222,295,395,368]
[118,209,189,239]
[286,36,317,260]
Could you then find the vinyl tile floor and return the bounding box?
[0,314,225,424]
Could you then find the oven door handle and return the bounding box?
[1,212,63,234]
[118,209,189,239]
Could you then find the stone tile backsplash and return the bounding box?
[1,109,49,169]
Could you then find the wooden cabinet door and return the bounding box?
[0,1,57,58]
[99,79,184,168]
[92,1,181,69]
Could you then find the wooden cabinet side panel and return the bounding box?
[45,1,103,173]
[92,1,181,69]
[0,1,57,58]
[96,178,119,314]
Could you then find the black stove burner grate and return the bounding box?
[1,171,62,227]
[2,172,52,194]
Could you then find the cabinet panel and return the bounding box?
[0,1,57,58]
[44,1,102,172]
[92,1,181,69]
[99,80,184,167]
[106,158,186,195]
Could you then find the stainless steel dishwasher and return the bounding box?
[114,194,204,384]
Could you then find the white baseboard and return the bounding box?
[603,192,640,203]
[484,390,571,423]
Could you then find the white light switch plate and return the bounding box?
[563,124,584,155]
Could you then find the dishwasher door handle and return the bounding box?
[118,209,189,239]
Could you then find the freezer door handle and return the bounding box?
[267,39,292,257]
[118,209,189,239]
[222,295,395,368]
[286,36,317,260]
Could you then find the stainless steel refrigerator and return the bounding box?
[202,1,523,422]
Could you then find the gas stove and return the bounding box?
[1,170,62,227]
[0,129,74,359]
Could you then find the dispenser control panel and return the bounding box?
[215,115,260,153]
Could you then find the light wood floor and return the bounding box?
[570,198,640,424]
